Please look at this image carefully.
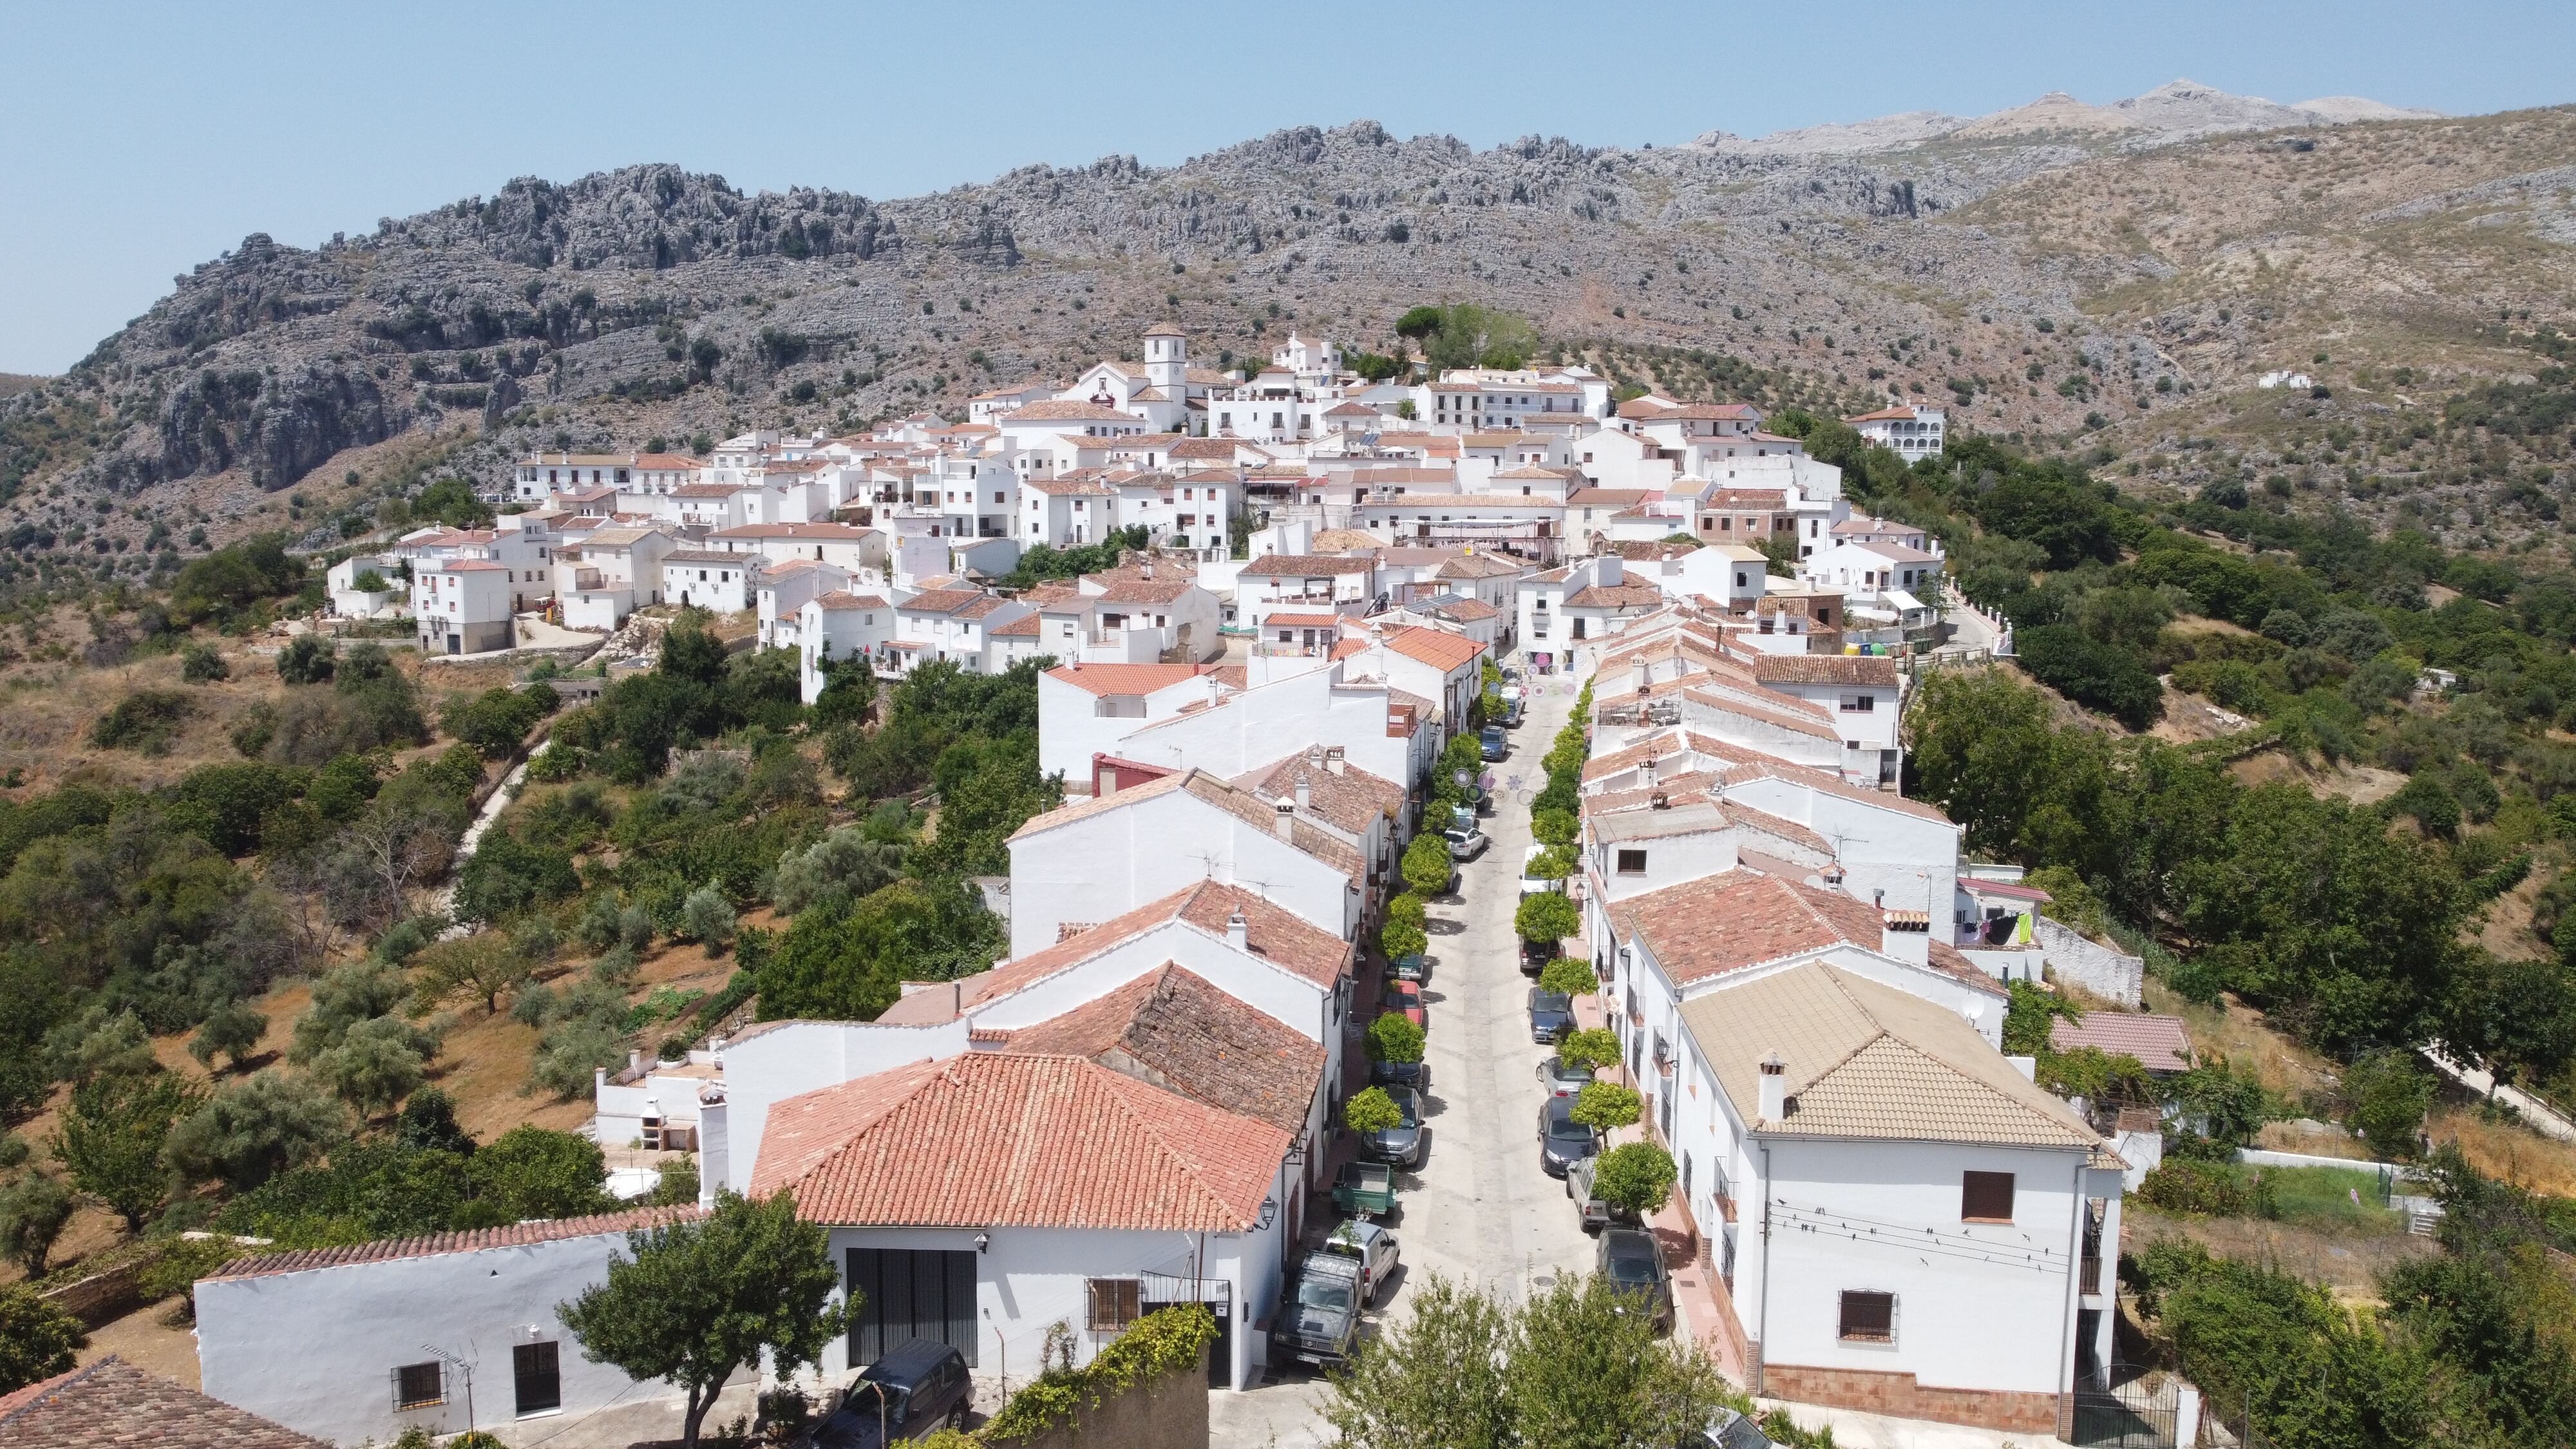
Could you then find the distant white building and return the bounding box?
[412,558,512,655]
[1844,404,1946,462]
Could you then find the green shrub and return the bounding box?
[1365,1012,1425,1066]
[983,1305,1216,1442]
[1537,958,1594,997]
[91,690,194,752]
[180,643,229,683]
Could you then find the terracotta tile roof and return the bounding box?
[753,1053,1290,1231]
[1681,964,2095,1146]
[1004,400,1137,422]
[1563,584,1668,611]
[1851,541,1942,565]
[1261,612,1344,630]
[952,596,1016,621]
[1168,437,1257,460]
[1023,476,1117,497]
[898,587,991,615]
[1092,578,1198,605]
[1747,654,1901,687]
[994,965,1326,1133]
[1382,625,1486,673]
[660,549,749,566]
[900,878,1348,1026]
[991,614,1042,636]
[1844,405,1932,424]
[1235,752,1404,835]
[2049,1012,2195,1074]
[1354,494,1561,511]
[1045,662,1211,696]
[1241,554,1378,576]
[1208,664,1247,689]
[208,1205,706,1281]
[813,591,891,610]
[1309,528,1383,551]
[0,1358,328,1449]
[710,522,877,539]
[1676,683,1839,739]
[1179,770,1367,880]
[1568,488,1658,506]
[1725,803,1833,855]
[1717,753,1958,825]
[1435,553,1525,579]
[1607,871,1999,994]
[1432,597,1501,621]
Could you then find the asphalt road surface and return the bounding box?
[1213,660,1596,1446]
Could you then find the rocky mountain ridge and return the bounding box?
[2,88,2570,577]
[1692,78,2443,154]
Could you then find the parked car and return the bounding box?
[1536,1095,1600,1178]
[1448,802,1479,834]
[816,1338,971,1447]
[1518,844,1562,898]
[1392,952,1428,983]
[1481,725,1508,761]
[1520,936,1557,973]
[1443,826,1490,860]
[1317,1218,1401,1304]
[1537,1054,1593,1099]
[1528,987,1575,1044]
[1381,980,1425,1030]
[1273,1251,1365,1368]
[1566,1156,1638,1235]
[1361,1085,1425,1169]
[1685,1406,1778,1449]
[1505,697,1526,728]
[1332,1160,1397,1218]
[1370,1057,1430,1094]
[1597,1227,1673,1334]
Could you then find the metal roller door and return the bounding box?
[846,1249,978,1367]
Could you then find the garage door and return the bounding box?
[846,1249,978,1367]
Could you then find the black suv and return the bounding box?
[817,1338,971,1446]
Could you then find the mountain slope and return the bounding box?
[0,89,2569,587]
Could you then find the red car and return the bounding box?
[1380,980,1425,1030]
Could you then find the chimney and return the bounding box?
[1757,1054,1787,1123]
[1880,911,1931,966]
[1227,909,1249,951]
[1295,774,1313,811]
[1274,799,1298,840]
[1325,746,1347,776]
[628,1048,645,1076]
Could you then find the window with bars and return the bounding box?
[1837,1291,1896,1343]
[1962,1170,2016,1222]
[1616,849,1648,875]
[514,1341,562,1416]
[1086,1278,1142,1334]
[392,1361,444,1411]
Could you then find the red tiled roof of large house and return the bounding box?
[631,453,706,469]
[1745,654,1902,687]
[1092,578,1198,605]
[710,522,878,539]
[1240,554,1378,576]
[1844,404,1930,424]
[992,965,1327,1133]
[1383,625,1486,673]
[0,1358,328,1449]
[1233,750,1405,836]
[813,591,890,611]
[897,588,991,615]
[752,1052,1290,1231]
[207,1205,705,1282]
[991,614,1042,637]
[1606,871,2000,995]
[1045,662,1211,696]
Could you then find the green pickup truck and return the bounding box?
[1332,1161,1397,1220]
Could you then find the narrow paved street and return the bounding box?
[1213,658,1595,1445]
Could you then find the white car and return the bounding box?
[1518,843,1562,897]
[1318,1219,1401,1305]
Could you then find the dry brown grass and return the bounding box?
[2141,981,2341,1103]
[2429,1106,2576,1197]
[2124,1205,2437,1303]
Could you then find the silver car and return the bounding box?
[1317,1218,1401,1305]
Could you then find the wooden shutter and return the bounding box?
[1961,1171,2016,1222]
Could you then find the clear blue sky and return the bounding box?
[4,0,2568,374]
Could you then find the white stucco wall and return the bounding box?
[197,1232,674,1445]
[1006,792,1357,956]
[1741,1139,2088,1399]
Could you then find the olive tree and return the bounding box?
[558,1191,851,1449]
